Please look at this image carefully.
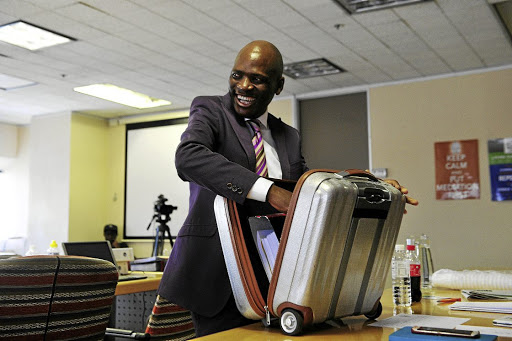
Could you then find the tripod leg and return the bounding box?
[153,226,164,257]
[158,228,165,256]
[164,226,174,248]
[152,227,158,258]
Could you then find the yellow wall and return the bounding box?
[370,67,512,270]
[105,123,126,232]
[268,97,293,125]
[69,114,110,242]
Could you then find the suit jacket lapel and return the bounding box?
[268,113,290,179]
[221,93,256,171]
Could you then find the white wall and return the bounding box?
[0,125,30,242]
[27,113,71,255]
[0,123,17,158]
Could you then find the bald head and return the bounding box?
[234,40,284,79]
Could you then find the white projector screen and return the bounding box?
[124,118,189,239]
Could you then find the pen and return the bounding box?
[437,298,461,303]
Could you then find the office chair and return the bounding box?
[105,295,196,340]
[0,255,118,340]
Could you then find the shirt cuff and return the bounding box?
[246,177,274,202]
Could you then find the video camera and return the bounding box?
[149,194,177,255]
[154,194,177,217]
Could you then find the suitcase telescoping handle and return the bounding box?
[337,169,379,181]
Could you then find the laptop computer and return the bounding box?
[62,241,147,282]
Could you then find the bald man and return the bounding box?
[157,40,308,336]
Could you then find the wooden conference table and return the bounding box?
[114,272,163,295]
[196,288,512,340]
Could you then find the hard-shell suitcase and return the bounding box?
[214,169,406,335]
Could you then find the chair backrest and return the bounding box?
[145,295,196,341]
[0,255,118,340]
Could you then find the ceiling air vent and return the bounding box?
[333,0,432,14]
[283,58,345,79]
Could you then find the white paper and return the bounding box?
[256,229,279,281]
[450,302,512,314]
[369,314,469,329]
[504,137,512,154]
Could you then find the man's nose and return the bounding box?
[238,76,253,91]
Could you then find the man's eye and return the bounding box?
[231,72,241,79]
[252,76,264,84]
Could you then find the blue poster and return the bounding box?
[488,138,512,201]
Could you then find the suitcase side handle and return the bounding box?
[337,169,379,181]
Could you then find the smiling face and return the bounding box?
[229,41,285,119]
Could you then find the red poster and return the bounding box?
[435,139,480,200]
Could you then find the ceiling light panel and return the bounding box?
[74,84,171,109]
[0,21,73,50]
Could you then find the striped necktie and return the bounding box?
[248,119,268,177]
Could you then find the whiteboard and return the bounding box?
[124,118,189,239]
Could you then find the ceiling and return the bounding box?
[1,0,511,125]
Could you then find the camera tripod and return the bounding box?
[147,213,174,257]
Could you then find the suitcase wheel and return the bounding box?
[280,309,304,336]
[364,301,383,320]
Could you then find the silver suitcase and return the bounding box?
[214,169,406,335]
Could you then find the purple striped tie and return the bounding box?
[248,120,268,177]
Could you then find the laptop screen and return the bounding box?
[62,241,117,266]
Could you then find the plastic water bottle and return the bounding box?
[25,244,37,256]
[391,244,411,307]
[47,240,59,255]
[406,244,422,302]
[419,234,434,289]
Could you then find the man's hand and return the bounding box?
[382,178,419,213]
[266,176,418,214]
[267,185,293,213]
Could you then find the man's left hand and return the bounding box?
[382,178,419,213]
[267,185,292,213]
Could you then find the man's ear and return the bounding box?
[275,77,285,95]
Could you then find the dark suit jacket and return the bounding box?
[157,93,308,317]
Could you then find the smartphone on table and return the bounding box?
[411,326,480,338]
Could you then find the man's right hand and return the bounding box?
[267,184,292,213]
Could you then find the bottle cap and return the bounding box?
[420,233,430,246]
[406,244,416,251]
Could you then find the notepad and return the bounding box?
[462,290,512,300]
[493,316,512,328]
[450,301,512,314]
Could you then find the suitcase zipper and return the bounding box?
[227,200,267,318]
[265,305,271,325]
